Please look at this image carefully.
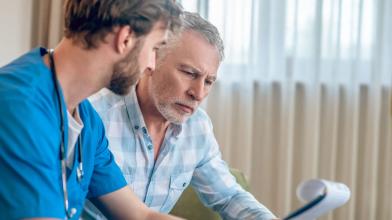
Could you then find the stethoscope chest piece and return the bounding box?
[77,163,84,183]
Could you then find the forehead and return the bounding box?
[167,30,220,76]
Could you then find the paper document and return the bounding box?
[283,179,351,220]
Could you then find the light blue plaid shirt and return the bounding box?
[86,87,276,220]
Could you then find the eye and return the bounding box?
[182,70,197,78]
[154,41,166,52]
[205,79,214,86]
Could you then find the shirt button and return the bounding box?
[134,125,139,130]
[142,127,148,134]
[147,145,153,150]
[182,182,187,187]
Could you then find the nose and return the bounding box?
[188,80,205,101]
[146,51,156,72]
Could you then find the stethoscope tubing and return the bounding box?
[48,49,83,219]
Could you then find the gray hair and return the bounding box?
[158,11,225,62]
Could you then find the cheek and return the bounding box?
[154,79,181,99]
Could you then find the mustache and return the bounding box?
[174,99,198,109]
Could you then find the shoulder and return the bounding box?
[0,48,52,100]
[79,99,104,130]
[0,48,58,127]
[88,88,126,115]
[0,48,50,85]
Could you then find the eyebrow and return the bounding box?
[179,64,217,81]
[179,64,201,74]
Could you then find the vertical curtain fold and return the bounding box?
[180,0,392,219]
[31,0,64,49]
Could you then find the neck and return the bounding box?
[136,81,170,134]
[44,38,115,112]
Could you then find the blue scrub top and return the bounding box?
[0,48,127,219]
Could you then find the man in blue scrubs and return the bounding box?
[0,0,183,219]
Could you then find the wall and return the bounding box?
[0,0,33,66]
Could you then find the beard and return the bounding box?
[155,99,194,125]
[149,80,197,125]
[109,38,144,95]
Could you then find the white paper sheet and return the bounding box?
[284,179,351,220]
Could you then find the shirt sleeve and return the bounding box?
[0,98,65,219]
[85,103,127,198]
[191,122,277,220]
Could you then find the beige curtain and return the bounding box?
[31,0,64,49]
[205,81,392,220]
[194,0,392,219]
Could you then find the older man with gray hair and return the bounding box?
[87,11,277,220]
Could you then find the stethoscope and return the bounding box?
[48,49,84,219]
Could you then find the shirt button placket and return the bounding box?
[143,126,155,206]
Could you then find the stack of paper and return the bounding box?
[284,179,351,220]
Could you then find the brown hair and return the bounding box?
[64,0,182,49]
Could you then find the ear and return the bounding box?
[115,26,136,54]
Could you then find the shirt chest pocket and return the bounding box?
[170,171,193,189]
[161,171,194,212]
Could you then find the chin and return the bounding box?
[165,115,185,125]
[172,116,190,125]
